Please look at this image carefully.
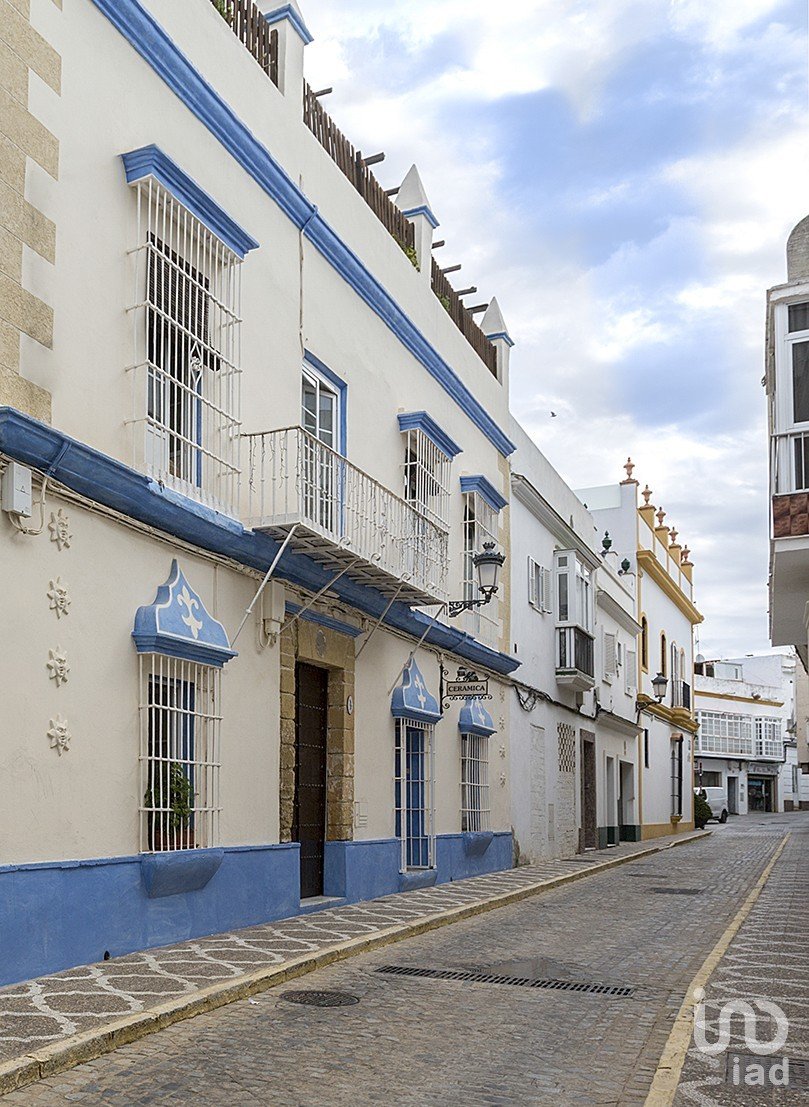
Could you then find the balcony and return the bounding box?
[671,678,691,712]
[243,427,449,605]
[555,625,595,691]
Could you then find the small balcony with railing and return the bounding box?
[670,678,691,713]
[243,427,449,605]
[555,626,595,692]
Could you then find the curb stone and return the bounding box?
[0,830,711,1098]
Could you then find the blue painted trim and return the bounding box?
[391,658,442,723]
[397,411,462,460]
[262,3,314,45]
[486,331,515,348]
[462,830,494,857]
[87,0,515,458]
[141,848,224,897]
[460,474,508,513]
[133,559,237,667]
[303,350,347,457]
[401,204,439,230]
[398,869,438,891]
[458,697,497,737]
[284,602,363,639]
[121,145,258,259]
[0,409,520,675]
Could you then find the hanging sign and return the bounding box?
[441,665,491,706]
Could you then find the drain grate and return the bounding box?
[280,990,359,1008]
[651,887,701,895]
[375,965,634,997]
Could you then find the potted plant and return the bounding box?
[694,790,712,830]
[145,763,195,850]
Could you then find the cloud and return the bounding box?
[299,0,807,653]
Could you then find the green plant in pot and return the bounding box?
[694,790,712,830]
[145,763,194,850]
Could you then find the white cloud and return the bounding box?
[297,0,805,652]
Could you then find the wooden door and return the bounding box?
[293,664,329,898]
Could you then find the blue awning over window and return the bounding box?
[133,559,237,667]
[459,697,496,737]
[391,658,441,724]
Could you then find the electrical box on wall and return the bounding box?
[1,462,32,518]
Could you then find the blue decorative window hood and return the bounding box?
[458,697,496,737]
[133,560,237,667]
[391,658,441,724]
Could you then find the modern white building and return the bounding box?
[694,650,807,814]
[0,0,520,985]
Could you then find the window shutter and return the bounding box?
[603,632,617,681]
[528,557,538,607]
[626,650,637,695]
[541,567,553,613]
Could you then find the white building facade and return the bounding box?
[694,651,808,814]
[580,471,701,838]
[0,0,519,986]
[767,214,809,777]
[509,427,643,861]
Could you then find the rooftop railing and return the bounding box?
[210,0,279,86]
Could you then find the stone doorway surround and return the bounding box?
[279,617,355,845]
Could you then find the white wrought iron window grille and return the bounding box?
[138,654,221,852]
[128,178,242,515]
[401,428,452,531]
[461,732,490,832]
[670,740,683,817]
[394,719,435,871]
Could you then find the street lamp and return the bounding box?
[447,542,506,617]
[651,672,668,702]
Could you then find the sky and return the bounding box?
[301,0,809,658]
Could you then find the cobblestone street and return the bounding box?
[3,814,804,1106]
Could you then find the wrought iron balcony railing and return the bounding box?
[671,678,691,711]
[243,426,449,605]
[555,625,595,690]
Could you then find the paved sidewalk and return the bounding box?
[671,820,809,1106]
[0,831,707,1095]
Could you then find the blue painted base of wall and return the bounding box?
[0,832,514,987]
[0,844,299,988]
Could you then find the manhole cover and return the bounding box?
[651,887,701,895]
[280,990,359,1008]
[375,965,633,997]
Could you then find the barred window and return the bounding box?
[462,491,498,644]
[401,428,451,530]
[129,178,242,514]
[138,654,221,852]
[671,739,683,816]
[394,720,435,871]
[461,733,490,831]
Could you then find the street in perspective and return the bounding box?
[1,0,808,1104]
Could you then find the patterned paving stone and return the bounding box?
[1,816,798,1106]
[0,835,695,1066]
[673,818,809,1107]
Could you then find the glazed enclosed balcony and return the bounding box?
[243,427,449,605]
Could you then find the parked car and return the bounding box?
[696,786,728,823]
